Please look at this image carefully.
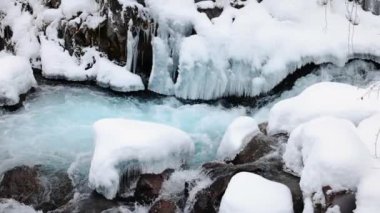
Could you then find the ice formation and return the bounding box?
[0,53,37,106]
[283,117,371,210]
[89,118,194,199]
[219,172,293,213]
[151,0,380,100]
[216,116,260,160]
[267,82,380,134]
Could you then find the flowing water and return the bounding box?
[0,60,379,203]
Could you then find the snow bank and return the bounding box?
[96,58,144,92]
[355,170,380,213]
[219,172,293,213]
[283,117,371,209]
[89,118,194,199]
[216,116,260,160]
[0,54,37,106]
[40,37,144,92]
[268,82,380,134]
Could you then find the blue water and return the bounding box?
[0,85,247,175]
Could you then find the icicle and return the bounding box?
[132,28,140,74]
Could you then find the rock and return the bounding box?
[51,192,121,213]
[200,157,304,212]
[190,175,231,213]
[231,134,275,165]
[197,7,223,20]
[149,199,178,213]
[44,0,61,8]
[258,122,268,135]
[0,165,74,212]
[323,186,356,213]
[0,166,42,206]
[134,173,164,203]
[59,1,153,81]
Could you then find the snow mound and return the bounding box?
[355,170,380,213]
[0,199,41,213]
[89,118,194,199]
[219,172,293,213]
[216,116,260,160]
[268,82,380,134]
[0,54,37,106]
[283,117,371,209]
[357,113,380,158]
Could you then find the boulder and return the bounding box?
[231,134,275,165]
[149,199,178,213]
[0,165,73,211]
[0,166,42,206]
[134,169,174,204]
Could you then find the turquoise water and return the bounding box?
[0,85,247,176]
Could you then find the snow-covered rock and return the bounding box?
[283,117,371,210]
[89,119,194,199]
[0,54,37,106]
[216,116,260,160]
[219,172,293,213]
[355,170,380,213]
[268,82,380,134]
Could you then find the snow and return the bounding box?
[40,36,144,92]
[60,0,99,19]
[268,82,380,134]
[216,116,260,160]
[283,117,371,210]
[219,172,293,213]
[0,199,41,213]
[89,118,194,199]
[355,170,380,213]
[146,0,380,100]
[357,113,380,158]
[0,0,41,65]
[0,53,37,106]
[96,58,145,92]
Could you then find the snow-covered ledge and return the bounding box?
[0,53,37,107]
[89,119,194,199]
